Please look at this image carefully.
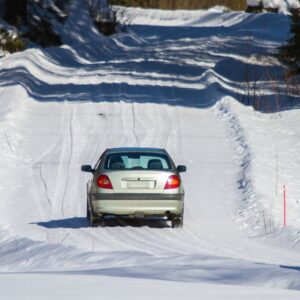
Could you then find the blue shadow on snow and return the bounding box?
[34,217,169,229]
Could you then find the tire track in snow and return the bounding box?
[89,104,109,163]
[110,102,130,148]
[68,103,110,218]
[38,164,51,206]
[30,104,68,216]
[131,103,157,148]
[4,132,15,154]
[32,162,52,211]
[31,104,68,165]
[129,102,161,148]
[120,102,138,147]
[60,106,75,217]
[131,103,139,147]
[161,106,172,150]
[142,104,171,149]
[165,106,182,156]
[52,104,75,218]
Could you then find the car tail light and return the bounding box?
[97,175,113,189]
[164,175,180,189]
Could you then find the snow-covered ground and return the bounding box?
[0,0,300,298]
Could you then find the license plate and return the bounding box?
[124,180,155,189]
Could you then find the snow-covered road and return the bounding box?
[0,1,300,298]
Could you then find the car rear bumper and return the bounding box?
[90,193,184,216]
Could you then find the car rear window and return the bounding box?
[104,152,172,170]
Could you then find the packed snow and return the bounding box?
[0,0,300,298]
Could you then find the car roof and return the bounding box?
[106,147,167,154]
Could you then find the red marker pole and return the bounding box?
[283,185,286,227]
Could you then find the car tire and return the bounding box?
[90,216,97,228]
[171,208,184,228]
[99,218,106,227]
[171,218,183,228]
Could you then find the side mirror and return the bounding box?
[81,165,95,173]
[177,165,186,173]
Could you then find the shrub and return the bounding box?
[0,28,26,54]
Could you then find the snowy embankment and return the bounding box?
[247,0,300,14]
[0,0,300,298]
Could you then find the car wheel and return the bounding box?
[171,210,184,228]
[171,218,183,228]
[99,218,106,227]
[90,216,97,227]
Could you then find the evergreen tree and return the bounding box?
[4,0,27,25]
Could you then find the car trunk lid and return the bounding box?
[105,171,171,193]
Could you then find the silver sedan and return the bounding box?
[81,147,186,228]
